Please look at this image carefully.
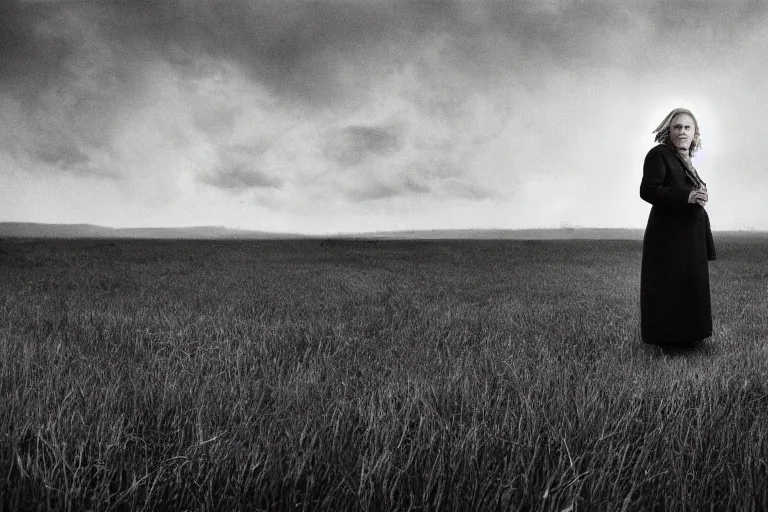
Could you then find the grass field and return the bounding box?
[1,237,768,511]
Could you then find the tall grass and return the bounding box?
[1,237,767,511]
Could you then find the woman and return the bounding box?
[640,107,716,345]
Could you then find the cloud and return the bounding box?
[0,1,148,177]
[344,175,431,202]
[4,0,765,122]
[325,124,403,166]
[32,141,88,168]
[88,1,411,106]
[649,0,768,39]
[3,0,768,231]
[199,164,282,190]
[339,162,498,202]
[342,126,402,154]
[0,1,645,111]
[5,0,767,107]
[0,1,75,98]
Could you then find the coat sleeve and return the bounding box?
[639,149,691,211]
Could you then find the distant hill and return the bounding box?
[352,228,647,240]
[348,228,767,240]
[0,223,299,239]
[1,223,765,240]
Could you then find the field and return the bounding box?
[1,237,768,511]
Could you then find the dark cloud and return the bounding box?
[1,1,147,176]
[443,180,496,201]
[199,165,282,190]
[342,172,496,202]
[650,0,768,38]
[0,1,615,108]
[0,1,75,99]
[479,0,768,74]
[4,0,767,106]
[345,175,431,201]
[32,141,88,168]
[94,1,416,105]
[2,0,767,177]
[344,126,401,153]
[325,124,403,166]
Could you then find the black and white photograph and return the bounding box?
[2,0,768,510]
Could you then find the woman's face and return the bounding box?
[669,113,696,150]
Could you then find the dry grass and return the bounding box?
[1,237,767,511]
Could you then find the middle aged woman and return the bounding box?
[639,107,716,346]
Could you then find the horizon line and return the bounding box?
[1,221,767,237]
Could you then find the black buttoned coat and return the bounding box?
[639,143,715,345]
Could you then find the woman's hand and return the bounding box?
[688,188,708,206]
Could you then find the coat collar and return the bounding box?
[658,144,706,188]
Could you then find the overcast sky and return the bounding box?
[1,0,766,233]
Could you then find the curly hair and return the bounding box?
[652,108,702,156]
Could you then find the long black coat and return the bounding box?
[640,143,716,345]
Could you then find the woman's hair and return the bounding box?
[652,107,702,156]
